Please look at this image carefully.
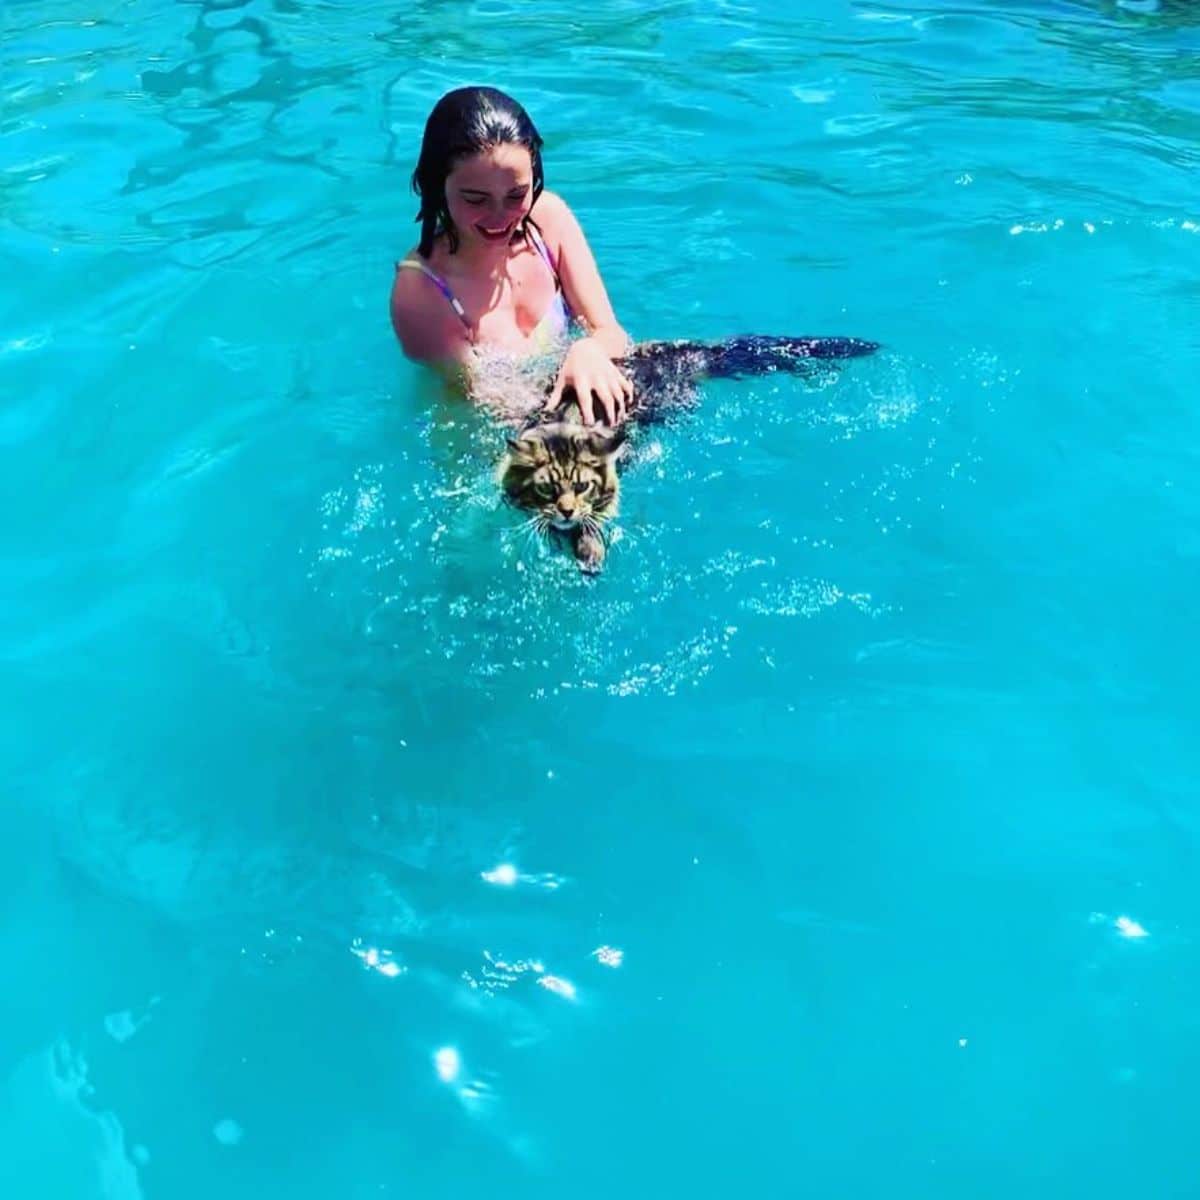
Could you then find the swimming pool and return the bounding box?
[3,0,1199,1194]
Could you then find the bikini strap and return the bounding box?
[395,259,471,333]
[524,224,560,285]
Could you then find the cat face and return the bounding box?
[501,423,626,545]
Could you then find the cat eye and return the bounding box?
[534,481,555,498]
[573,480,592,494]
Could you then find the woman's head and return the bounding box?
[412,87,544,257]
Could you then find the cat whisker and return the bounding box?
[516,512,546,538]
[512,514,547,552]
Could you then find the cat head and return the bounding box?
[500,423,626,534]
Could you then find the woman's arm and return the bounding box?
[536,192,634,424]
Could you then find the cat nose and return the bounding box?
[556,498,574,516]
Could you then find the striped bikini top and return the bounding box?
[395,224,571,355]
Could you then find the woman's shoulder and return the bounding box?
[530,190,584,264]
[533,189,573,231]
[390,250,461,362]
[536,188,570,214]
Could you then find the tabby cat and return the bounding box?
[501,416,625,573]
[501,334,877,573]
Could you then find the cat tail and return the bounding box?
[624,334,878,380]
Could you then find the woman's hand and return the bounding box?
[546,337,633,425]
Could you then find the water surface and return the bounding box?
[3,0,1199,1195]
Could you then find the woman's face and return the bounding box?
[444,143,534,250]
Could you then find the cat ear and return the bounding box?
[587,426,628,458]
[506,434,539,461]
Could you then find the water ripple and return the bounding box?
[5,0,1200,1191]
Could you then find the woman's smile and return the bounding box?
[474,221,516,241]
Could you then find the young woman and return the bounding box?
[390,87,633,425]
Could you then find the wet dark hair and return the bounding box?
[411,86,545,258]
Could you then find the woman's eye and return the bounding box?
[506,193,527,206]
[573,480,592,494]
[461,195,487,207]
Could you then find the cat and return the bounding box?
[500,334,878,573]
[501,416,625,573]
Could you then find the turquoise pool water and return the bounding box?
[4,0,1200,1194]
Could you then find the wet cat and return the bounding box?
[501,414,625,574]
[500,334,878,573]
